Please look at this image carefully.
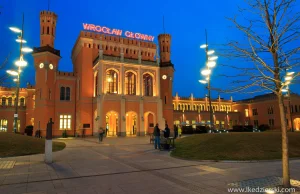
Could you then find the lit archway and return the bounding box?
[105,111,119,136]
[294,118,300,131]
[126,111,138,136]
[144,112,156,135]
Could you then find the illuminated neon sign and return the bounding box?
[83,23,155,42]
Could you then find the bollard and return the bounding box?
[45,118,54,163]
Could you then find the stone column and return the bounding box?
[139,66,142,96]
[120,96,126,137]
[98,64,103,94]
[121,64,125,95]
[157,99,165,128]
[156,69,160,97]
[139,97,145,136]
[96,95,104,135]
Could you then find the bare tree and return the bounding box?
[220,0,300,188]
[0,52,11,86]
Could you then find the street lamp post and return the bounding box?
[282,71,296,132]
[7,13,32,133]
[199,30,218,131]
[287,89,294,132]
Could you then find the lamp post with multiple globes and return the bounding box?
[281,71,296,132]
[198,30,218,131]
[6,13,33,133]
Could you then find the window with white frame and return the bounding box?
[59,115,71,130]
[0,119,8,132]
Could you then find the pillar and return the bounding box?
[121,64,125,95]
[156,69,160,97]
[96,95,104,135]
[139,66,142,96]
[139,98,145,136]
[157,99,165,129]
[120,97,126,137]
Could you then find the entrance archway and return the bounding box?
[144,112,156,135]
[105,111,118,136]
[126,111,137,136]
[294,118,300,131]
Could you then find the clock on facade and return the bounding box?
[39,63,44,68]
[49,64,53,70]
[162,75,167,80]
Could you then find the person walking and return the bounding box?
[163,124,170,138]
[178,125,182,138]
[153,123,161,149]
[174,125,178,139]
[98,127,104,142]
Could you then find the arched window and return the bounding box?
[95,74,98,96]
[126,49,128,54]
[125,72,136,95]
[47,26,49,34]
[106,70,118,94]
[8,97,12,106]
[1,97,6,106]
[143,73,153,96]
[60,87,65,100]
[66,87,70,101]
[42,27,44,34]
[20,98,25,106]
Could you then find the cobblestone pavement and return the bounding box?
[0,136,300,194]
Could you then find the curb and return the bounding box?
[169,153,300,163]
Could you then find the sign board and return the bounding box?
[14,114,18,118]
[83,23,155,42]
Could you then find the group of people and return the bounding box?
[153,123,182,149]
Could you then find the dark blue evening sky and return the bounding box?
[1,0,299,100]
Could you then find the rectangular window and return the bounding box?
[269,119,274,127]
[252,109,258,116]
[0,119,8,132]
[253,120,259,127]
[20,98,25,106]
[13,119,21,132]
[66,87,70,101]
[8,97,12,106]
[295,105,298,113]
[59,115,71,130]
[245,109,249,117]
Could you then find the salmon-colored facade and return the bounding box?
[1,10,300,135]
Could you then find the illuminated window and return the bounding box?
[94,74,98,96]
[143,73,153,96]
[106,70,118,94]
[13,119,21,132]
[125,72,136,95]
[59,115,71,130]
[245,109,249,117]
[0,119,8,132]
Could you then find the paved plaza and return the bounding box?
[0,136,300,194]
